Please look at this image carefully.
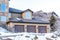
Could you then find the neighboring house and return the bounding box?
[7,9,50,33]
[0,0,9,22]
[33,10,58,21]
[33,10,58,32]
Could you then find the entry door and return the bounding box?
[38,26,47,33]
[27,25,36,33]
[14,25,24,32]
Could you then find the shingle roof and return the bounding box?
[8,18,49,24]
[9,7,22,13]
[23,9,33,13]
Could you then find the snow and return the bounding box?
[57,37,60,40]
[16,18,20,20]
[14,36,31,40]
[0,33,51,40]
[38,36,46,40]
[0,27,9,33]
[0,31,60,40]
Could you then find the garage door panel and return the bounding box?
[38,26,47,33]
[27,25,36,33]
[14,25,24,32]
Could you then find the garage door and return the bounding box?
[14,25,24,32]
[27,25,36,33]
[38,26,47,33]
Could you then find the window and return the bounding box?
[9,13,11,18]
[1,3,6,12]
[1,16,6,21]
[25,12,31,19]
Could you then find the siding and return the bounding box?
[10,13,22,18]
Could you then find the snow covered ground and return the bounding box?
[0,27,10,33]
[0,32,60,40]
[0,27,60,40]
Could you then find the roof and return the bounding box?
[9,8,22,13]
[9,8,33,14]
[7,18,49,24]
[22,9,33,13]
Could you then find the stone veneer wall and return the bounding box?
[7,22,50,33]
[0,0,9,22]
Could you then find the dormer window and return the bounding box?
[25,12,31,19]
[22,9,33,19]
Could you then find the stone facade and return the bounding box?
[0,0,9,22]
[7,22,50,33]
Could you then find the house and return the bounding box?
[0,0,50,33]
[7,9,50,33]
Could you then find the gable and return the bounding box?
[23,9,33,13]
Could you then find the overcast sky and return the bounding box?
[9,0,60,17]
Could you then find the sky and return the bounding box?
[9,0,60,17]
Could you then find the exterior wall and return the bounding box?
[10,13,22,18]
[7,22,50,33]
[0,0,9,22]
[22,11,32,20]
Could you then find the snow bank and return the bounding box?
[0,32,60,40]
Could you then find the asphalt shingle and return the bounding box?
[9,7,22,13]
